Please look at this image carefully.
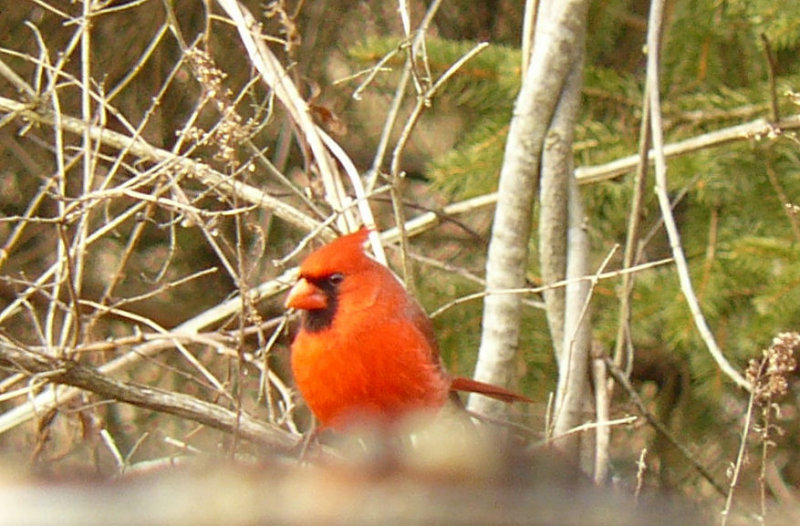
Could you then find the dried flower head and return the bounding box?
[746,332,799,404]
[184,46,252,167]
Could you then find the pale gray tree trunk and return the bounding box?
[552,177,592,453]
[542,49,591,463]
[468,0,591,425]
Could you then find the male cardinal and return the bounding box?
[285,228,531,430]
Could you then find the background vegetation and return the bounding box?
[0,0,798,522]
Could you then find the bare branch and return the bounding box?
[0,343,301,451]
[575,114,800,184]
[644,0,750,391]
[0,267,297,435]
[0,95,323,234]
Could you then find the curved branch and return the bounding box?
[214,0,357,233]
[644,0,750,390]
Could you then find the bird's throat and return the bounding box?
[301,296,338,333]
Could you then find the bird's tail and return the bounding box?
[450,377,533,403]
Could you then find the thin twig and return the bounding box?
[430,257,673,319]
[0,56,38,100]
[760,33,780,124]
[634,448,648,500]
[520,0,540,75]
[542,415,638,445]
[720,388,757,526]
[349,44,403,101]
[765,157,800,243]
[592,341,610,484]
[612,73,651,379]
[605,357,728,497]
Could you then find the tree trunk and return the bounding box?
[469,0,591,423]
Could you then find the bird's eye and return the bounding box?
[327,273,344,286]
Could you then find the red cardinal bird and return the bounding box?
[285,228,531,430]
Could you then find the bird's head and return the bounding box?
[284,228,373,332]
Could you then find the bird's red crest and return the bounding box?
[299,227,371,279]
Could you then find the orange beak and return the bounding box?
[285,278,328,310]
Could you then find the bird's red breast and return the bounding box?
[285,228,530,430]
